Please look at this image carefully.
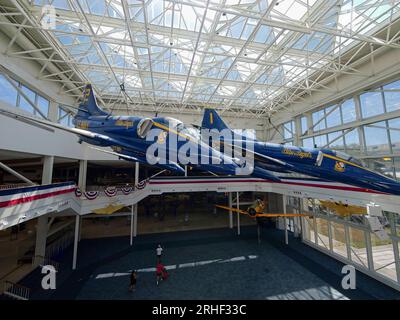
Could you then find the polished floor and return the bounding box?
[17,226,400,300]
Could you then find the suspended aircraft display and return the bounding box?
[3,84,264,179]
[201,108,400,196]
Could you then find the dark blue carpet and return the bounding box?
[17,226,400,300]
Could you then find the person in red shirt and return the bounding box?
[156,262,168,286]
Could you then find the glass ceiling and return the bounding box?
[26,0,400,115]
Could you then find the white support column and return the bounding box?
[78,160,87,192]
[131,162,139,245]
[72,215,80,270]
[33,156,54,266]
[283,195,288,245]
[236,192,240,235]
[365,230,374,271]
[344,223,352,261]
[134,162,139,237]
[184,165,187,177]
[48,100,59,122]
[130,205,134,246]
[228,193,233,229]
[77,159,86,246]
[42,156,54,185]
[78,216,82,242]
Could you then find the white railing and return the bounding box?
[45,231,74,260]
[3,281,30,300]
[0,183,32,190]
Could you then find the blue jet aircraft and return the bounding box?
[4,84,265,178]
[201,108,400,196]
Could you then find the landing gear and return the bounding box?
[248,208,257,217]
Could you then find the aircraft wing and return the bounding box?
[0,109,139,151]
[215,205,249,215]
[256,213,309,218]
[90,146,185,174]
[220,141,292,168]
[89,146,140,161]
[216,205,308,218]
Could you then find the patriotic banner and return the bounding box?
[84,191,99,200]
[75,188,82,198]
[104,186,117,197]
[122,186,133,195]
[136,179,148,190]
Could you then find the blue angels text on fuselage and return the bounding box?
[201,108,400,196]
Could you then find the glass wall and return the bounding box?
[283,120,295,142]
[360,91,384,118]
[302,197,400,289]
[58,106,74,127]
[294,78,400,178]
[0,72,49,118]
[330,221,348,258]
[310,99,356,133]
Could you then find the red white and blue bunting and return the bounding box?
[104,186,117,197]
[122,186,133,195]
[136,179,148,190]
[75,188,82,198]
[84,191,100,200]
[74,185,138,199]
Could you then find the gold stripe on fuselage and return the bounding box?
[152,121,194,142]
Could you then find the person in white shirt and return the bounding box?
[156,244,163,262]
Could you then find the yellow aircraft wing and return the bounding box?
[215,205,249,215]
[215,205,308,218]
[92,204,125,215]
[319,200,367,217]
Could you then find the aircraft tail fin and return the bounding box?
[76,84,108,118]
[202,108,229,131]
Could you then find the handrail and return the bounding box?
[32,255,60,271]
[3,281,30,300]
[45,230,74,260]
[0,183,32,190]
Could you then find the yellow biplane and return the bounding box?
[216,199,308,218]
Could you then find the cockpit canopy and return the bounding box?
[165,117,200,140]
[334,150,364,167]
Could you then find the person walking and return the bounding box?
[156,244,163,262]
[129,270,137,292]
[156,262,168,286]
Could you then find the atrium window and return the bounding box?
[364,121,390,155]
[283,121,295,140]
[383,80,400,113]
[388,118,400,153]
[0,74,18,107]
[58,106,73,127]
[325,105,341,128]
[300,116,308,135]
[302,137,314,149]
[314,135,327,148]
[341,98,356,123]
[328,131,345,151]
[312,109,326,132]
[365,158,395,179]
[394,158,400,181]
[343,129,361,155]
[37,95,49,118]
[360,91,385,119]
[18,85,36,114]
